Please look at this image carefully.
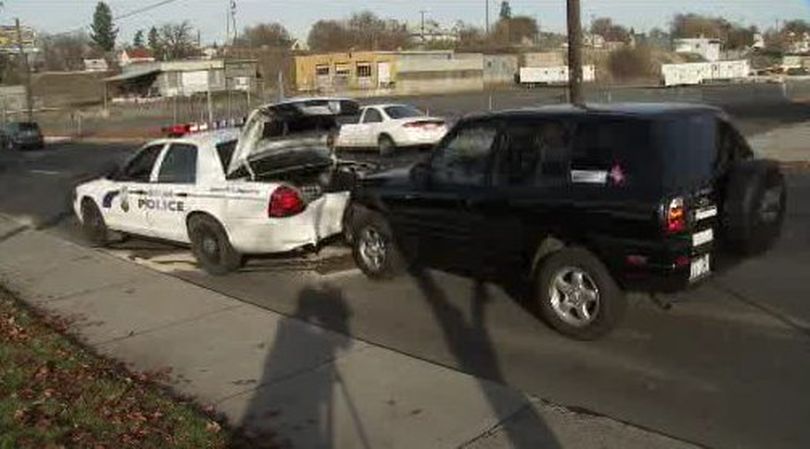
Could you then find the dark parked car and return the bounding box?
[346,103,787,339]
[1,122,44,150]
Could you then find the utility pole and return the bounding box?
[420,10,428,45]
[566,0,584,106]
[485,0,490,35]
[230,0,237,46]
[226,0,230,47]
[15,18,33,122]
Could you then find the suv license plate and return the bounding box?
[690,254,711,282]
[692,228,714,247]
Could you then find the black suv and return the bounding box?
[346,103,786,339]
[0,122,44,151]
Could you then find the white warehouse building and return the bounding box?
[674,38,722,62]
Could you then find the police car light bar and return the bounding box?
[161,117,246,138]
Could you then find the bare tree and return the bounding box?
[671,14,756,50]
[493,16,539,45]
[307,11,409,52]
[307,20,353,52]
[590,17,630,43]
[237,23,293,49]
[159,22,197,60]
[38,32,93,72]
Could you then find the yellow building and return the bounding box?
[294,51,399,92]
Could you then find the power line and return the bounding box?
[114,0,183,22]
[45,0,183,37]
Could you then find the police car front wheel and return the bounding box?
[188,215,244,276]
[81,199,109,247]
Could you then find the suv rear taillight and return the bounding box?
[269,186,305,218]
[664,197,687,235]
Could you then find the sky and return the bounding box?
[2,0,809,45]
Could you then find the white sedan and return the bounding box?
[74,98,363,275]
[336,104,448,155]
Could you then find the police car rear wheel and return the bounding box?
[188,215,243,276]
[81,200,109,247]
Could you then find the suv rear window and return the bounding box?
[571,119,654,187]
[652,114,717,190]
[8,122,40,132]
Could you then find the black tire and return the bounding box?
[342,203,359,245]
[188,215,243,276]
[722,160,787,255]
[81,199,109,247]
[534,247,626,340]
[378,134,396,157]
[352,210,405,280]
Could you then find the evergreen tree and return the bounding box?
[148,26,162,60]
[132,29,144,48]
[90,2,118,51]
[499,1,512,20]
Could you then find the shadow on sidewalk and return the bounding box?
[409,267,562,449]
[230,285,360,449]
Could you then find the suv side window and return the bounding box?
[363,108,383,124]
[430,123,498,187]
[716,120,753,173]
[158,144,197,184]
[496,120,571,186]
[121,144,164,182]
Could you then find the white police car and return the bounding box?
[74,98,364,275]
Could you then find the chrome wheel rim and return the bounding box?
[548,267,601,327]
[359,227,387,272]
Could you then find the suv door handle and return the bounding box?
[175,192,189,198]
[130,189,147,195]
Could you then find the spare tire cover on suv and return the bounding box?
[722,159,786,254]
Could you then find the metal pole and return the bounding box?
[485,0,490,35]
[420,10,427,45]
[15,18,33,122]
[207,84,214,125]
[566,0,584,106]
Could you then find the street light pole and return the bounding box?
[566,0,584,106]
[15,18,33,122]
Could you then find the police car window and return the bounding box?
[430,124,498,187]
[158,144,197,184]
[363,109,383,124]
[122,144,163,182]
[496,121,570,186]
[216,140,237,172]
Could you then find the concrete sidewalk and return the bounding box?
[749,121,810,164]
[0,214,695,449]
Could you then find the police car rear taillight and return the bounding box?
[269,186,305,218]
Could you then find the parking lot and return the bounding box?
[1,93,809,449]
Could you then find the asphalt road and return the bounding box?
[1,99,809,449]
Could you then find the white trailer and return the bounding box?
[662,60,750,87]
[519,65,596,86]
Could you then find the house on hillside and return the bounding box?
[787,32,810,54]
[407,22,459,46]
[83,59,109,72]
[674,37,722,62]
[119,48,155,67]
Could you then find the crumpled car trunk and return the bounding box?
[227,98,359,178]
